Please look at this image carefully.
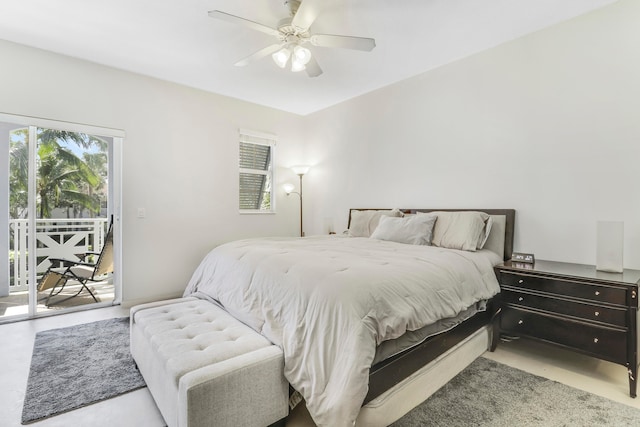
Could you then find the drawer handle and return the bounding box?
[594,311,600,317]
[518,279,524,284]
[595,291,600,296]
[518,320,523,325]
[594,338,599,343]
[518,297,524,302]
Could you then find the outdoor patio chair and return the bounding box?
[37,217,114,307]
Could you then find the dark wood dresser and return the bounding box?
[491,260,640,397]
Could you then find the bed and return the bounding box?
[183,208,515,427]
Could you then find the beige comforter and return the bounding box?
[183,236,501,426]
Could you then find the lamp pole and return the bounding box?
[287,165,310,238]
[298,173,304,237]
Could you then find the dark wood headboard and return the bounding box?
[348,208,515,261]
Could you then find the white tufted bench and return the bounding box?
[130,297,288,427]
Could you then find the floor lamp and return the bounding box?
[284,165,309,237]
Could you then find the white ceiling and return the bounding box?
[0,0,617,115]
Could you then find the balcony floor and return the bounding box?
[0,280,114,319]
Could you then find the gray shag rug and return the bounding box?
[392,357,640,426]
[21,317,146,424]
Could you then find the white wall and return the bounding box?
[0,39,306,305]
[301,0,640,268]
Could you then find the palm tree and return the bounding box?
[36,146,101,218]
[36,132,102,218]
[9,129,28,219]
[8,128,106,219]
[81,151,108,217]
[38,129,106,151]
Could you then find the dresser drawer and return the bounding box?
[500,288,628,327]
[500,272,627,306]
[500,307,627,364]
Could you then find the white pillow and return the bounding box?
[483,215,506,258]
[428,211,493,251]
[370,214,438,245]
[348,209,403,237]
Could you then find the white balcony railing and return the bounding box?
[8,218,108,292]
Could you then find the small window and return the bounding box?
[239,130,275,212]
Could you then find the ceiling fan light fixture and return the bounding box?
[293,45,311,65]
[291,58,306,72]
[272,47,291,68]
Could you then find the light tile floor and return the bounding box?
[1,308,639,427]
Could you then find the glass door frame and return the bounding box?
[0,112,123,320]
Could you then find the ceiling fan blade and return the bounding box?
[305,56,323,78]
[208,10,280,37]
[291,0,325,31]
[310,34,376,51]
[234,44,284,67]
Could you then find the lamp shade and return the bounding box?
[283,183,295,194]
[291,165,310,175]
[291,58,306,72]
[272,47,291,68]
[293,45,311,65]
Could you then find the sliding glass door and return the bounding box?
[1,114,122,322]
[1,122,28,317]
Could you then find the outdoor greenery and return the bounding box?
[9,128,108,219]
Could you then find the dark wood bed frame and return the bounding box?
[348,208,516,404]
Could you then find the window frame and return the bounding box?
[238,129,276,214]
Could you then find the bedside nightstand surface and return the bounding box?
[501,259,640,287]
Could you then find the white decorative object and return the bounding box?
[596,221,624,273]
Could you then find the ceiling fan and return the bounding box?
[209,0,376,77]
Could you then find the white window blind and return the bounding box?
[239,130,275,212]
